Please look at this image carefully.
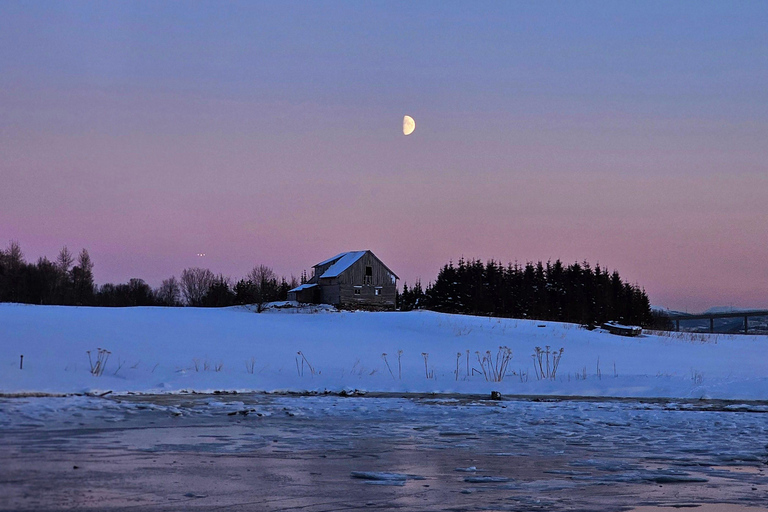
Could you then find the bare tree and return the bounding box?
[156,276,181,306]
[247,264,279,312]
[4,241,24,271]
[248,265,277,287]
[180,267,215,306]
[56,246,74,275]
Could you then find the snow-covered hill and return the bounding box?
[2,303,766,400]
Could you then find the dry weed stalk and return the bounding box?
[113,357,126,376]
[382,353,395,380]
[691,369,704,385]
[474,346,513,382]
[532,346,564,380]
[296,351,316,377]
[421,352,433,379]
[465,349,470,377]
[86,348,111,377]
[455,352,461,381]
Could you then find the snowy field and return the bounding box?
[2,303,768,400]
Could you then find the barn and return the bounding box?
[287,250,398,309]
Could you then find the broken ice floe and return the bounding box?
[463,475,511,483]
[350,471,425,485]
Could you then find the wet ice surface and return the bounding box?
[1,394,767,511]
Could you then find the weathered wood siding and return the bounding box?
[312,262,334,281]
[306,251,398,309]
[319,281,340,305]
[337,252,397,309]
[289,287,319,303]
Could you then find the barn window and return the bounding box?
[364,266,373,285]
[375,288,381,296]
[354,287,361,295]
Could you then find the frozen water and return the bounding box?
[1,393,767,510]
[463,475,511,483]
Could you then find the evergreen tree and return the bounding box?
[1,241,24,302]
[72,249,95,305]
[55,246,75,304]
[424,258,651,326]
[202,275,235,307]
[31,257,59,304]
[234,279,257,305]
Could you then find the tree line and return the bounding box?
[399,258,652,326]
[0,241,297,308]
[1,241,653,326]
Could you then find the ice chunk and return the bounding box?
[351,471,424,481]
[464,475,511,483]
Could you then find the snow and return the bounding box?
[318,251,367,278]
[315,251,355,267]
[1,303,767,400]
[287,283,317,292]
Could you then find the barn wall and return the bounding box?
[313,262,334,281]
[336,252,396,287]
[337,252,397,309]
[319,281,340,305]
[338,284,396,309]
[288,287,319,303]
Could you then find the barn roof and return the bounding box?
[316,251,367,278]
[288,283,317,293]
[313,250,399,280]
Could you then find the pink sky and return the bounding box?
[2,3,767,312]
[3,87,766,312]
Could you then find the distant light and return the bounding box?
[197,253,206,257]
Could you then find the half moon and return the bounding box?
[403,115,415,135]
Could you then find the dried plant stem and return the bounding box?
[382,353,395,380]
[297,351,316,376]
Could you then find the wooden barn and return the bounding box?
[288,250,398,309]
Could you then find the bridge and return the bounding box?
[666,310,768,334]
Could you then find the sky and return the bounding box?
[1,1,767,312]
